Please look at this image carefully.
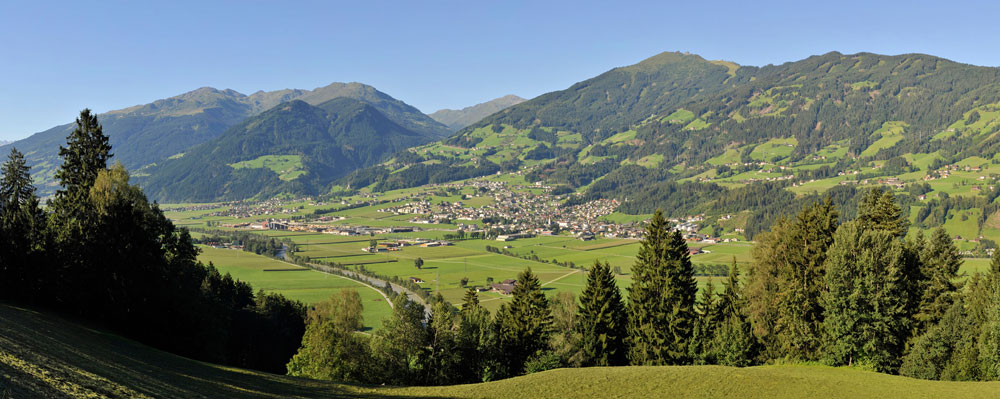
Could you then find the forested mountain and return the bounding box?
[345,51,1000,236]
[139,98,436,202]
[5,82,449,197]
[430,94,525,131]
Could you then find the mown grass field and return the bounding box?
[198,246,392,330]
[4,303,1000,399]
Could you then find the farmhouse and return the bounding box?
[491,282,515,295]
[409,277,424,283]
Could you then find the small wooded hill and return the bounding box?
[5,82,449,197]
[3,303,999,399]
[138,98,436,203]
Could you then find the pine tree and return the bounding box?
[425,293,460,385]
[462,286,479,310]
[856,187,908,237]
[822,222,910,372]
[456,288,492,383]
[915,227,962,333]
[627,210,697,365]
[578,260,628,366]
[0,147,45,300]
[494,267,552,377]
[549,291,582,366]
[628,210,669,365]
[708,259,758,366]
[53,109,112,203]
[717,257,742,319]
[777,198,839,360]
[690,277,718,364]
[745,216,789,360]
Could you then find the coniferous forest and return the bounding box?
[0,110,306,374]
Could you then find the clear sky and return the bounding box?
[2,0,999,141]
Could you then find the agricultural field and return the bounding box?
[197,246,392,330]
[6,302,1000,399]
[750,137,797,162]
[228,155,306,181]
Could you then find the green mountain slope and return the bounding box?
[429,94,526,131]
[3,303,999,399]
[138,98,434,202]
[345,51,1000,238]
[5,83,448,197]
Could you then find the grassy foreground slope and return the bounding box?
[3,304,1000,399]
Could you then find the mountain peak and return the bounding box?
[430,94,527,132]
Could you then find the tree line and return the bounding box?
[0,110,306,374]
[287,186,1000,386]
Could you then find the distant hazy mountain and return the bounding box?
[139,98,438,202]
[0,140,11,148]
[6,82,449,196]
[430,94,526,131]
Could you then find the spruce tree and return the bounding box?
[425,293,460,385]
[627,210,697,365]
[708,259,758,366]
[0,147,45,300]
[915,227,962,333]
[856,187,908,237]
[778,198,839,360]
[628,210,669,365]
[456,288,492,383]
[821,222,910,372]
[53,109,112,203]
[462,286,479,309]
[494,267,552,376]
[690,276,718,364]
[578,260,628,366]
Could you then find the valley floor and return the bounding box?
[2,303,999,398]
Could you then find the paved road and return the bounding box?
[280,245,431,316]
[307,263,431,317]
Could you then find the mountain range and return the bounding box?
[343,51,1000,236]
[429,95,525,131]
[138,97,438,202]
[5,82,452,196]
[11,49,1000,228]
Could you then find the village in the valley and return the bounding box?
[165,178,740,249]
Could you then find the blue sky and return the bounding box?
[2,0,999,141]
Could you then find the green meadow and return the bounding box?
[197,245,392,330]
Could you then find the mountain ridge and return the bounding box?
[138,97,436,202]
[6,82,449,196]
[430,94,526,131]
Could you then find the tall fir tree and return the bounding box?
[627,209,697,365]
[777,198,839,360]
[915,226,962,334]
[745,198,838,361]
[821,222,910,372]
[425,293,461,385]
[578,260,628,366]
[690,277,718,364]
[708,259,758,366]
[856,187,908,238]
[494,267,552,377]
[0,147,46,300]
[53,109,112,204]
[462,286,480,309]
[457,287,492,382]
